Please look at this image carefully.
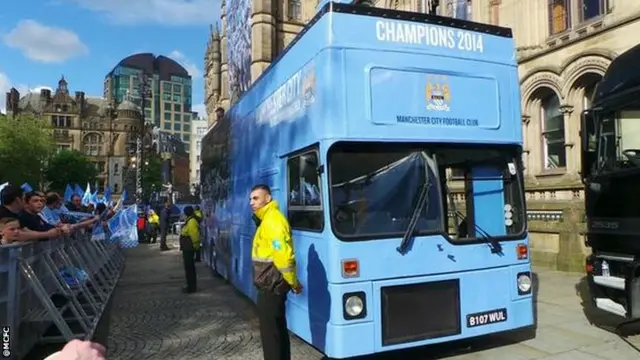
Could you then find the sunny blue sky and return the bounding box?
[0,0,222,116]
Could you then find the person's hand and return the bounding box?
[61,224,72,234]
[291,282,303,294]
[50,339,106,360]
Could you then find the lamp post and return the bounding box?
[137,72,152,205]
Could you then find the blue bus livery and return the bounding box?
[200,2,534,358]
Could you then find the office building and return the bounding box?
[105,53,194,146]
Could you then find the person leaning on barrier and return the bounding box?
[179,206,200,293]
[19,191,70,234]
[0,185,64,241]
[66,194,88,213]
[249,184,302,360]
[42,192,100,231]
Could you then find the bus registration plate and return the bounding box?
[466,308,507,328]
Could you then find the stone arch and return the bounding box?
[520,69,564,110]
[560,52,612,96]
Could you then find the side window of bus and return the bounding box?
[287,150,324,231]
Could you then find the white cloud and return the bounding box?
[2,20,88,63]
[67,0,219,26]
[192,104,207,118]
[17,85,53,94]
[169,50,202,79]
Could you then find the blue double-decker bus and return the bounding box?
[200,2,534,358]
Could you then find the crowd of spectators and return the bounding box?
[0,184,108,245]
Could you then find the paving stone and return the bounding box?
[104,244,640,359]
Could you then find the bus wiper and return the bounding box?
[397,181,431,255]
[453,210,503,255]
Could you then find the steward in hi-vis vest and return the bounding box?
[249,184,301,360]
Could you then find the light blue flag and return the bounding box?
[82,183,92,206]
[107,205,139,248]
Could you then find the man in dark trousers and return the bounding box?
[249,184,302,360]
[158,201,171,251]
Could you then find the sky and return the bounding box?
[0,0,222,117]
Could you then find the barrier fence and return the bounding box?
[0,230,125,359]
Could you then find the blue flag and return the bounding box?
[104,187,112,203]
[63,184,74,202]
[74,184,84,197]
[21,183,33,193]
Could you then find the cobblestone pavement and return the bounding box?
[106,241,640,360]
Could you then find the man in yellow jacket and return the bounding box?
[180,206,201,293]
[250,184,301,360]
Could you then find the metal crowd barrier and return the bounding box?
[0,230,125,359]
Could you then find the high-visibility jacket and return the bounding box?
[251,200,298,290]
[148,213,159,224]
[180,216,201,250]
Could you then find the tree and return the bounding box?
[142,154,162,200]
[45,150,98,193]
[0,113,55,187]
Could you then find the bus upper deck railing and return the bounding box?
[0,231,125,359]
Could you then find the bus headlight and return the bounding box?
[342,292,366,320]
[517,272,532,295]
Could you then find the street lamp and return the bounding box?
[137,72,153,205]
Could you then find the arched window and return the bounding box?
[541,94,566,169]
[583,84,596,110]
[84,133,103,156]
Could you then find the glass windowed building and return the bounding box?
[104,53,193,146]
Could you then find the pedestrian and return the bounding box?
[147,209,160,243]
[249,184,302,360]
[158,201,171,251]
[179,205,200,293]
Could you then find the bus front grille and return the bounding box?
[381,279,461,346]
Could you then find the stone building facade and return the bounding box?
[202,0,640,271]
[4,76,140,194]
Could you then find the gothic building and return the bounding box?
[4,76,141,194]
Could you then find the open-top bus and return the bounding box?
[200,2,533,358]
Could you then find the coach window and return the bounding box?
[287,150,323,231]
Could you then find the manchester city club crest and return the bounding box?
[426,75,451,112]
